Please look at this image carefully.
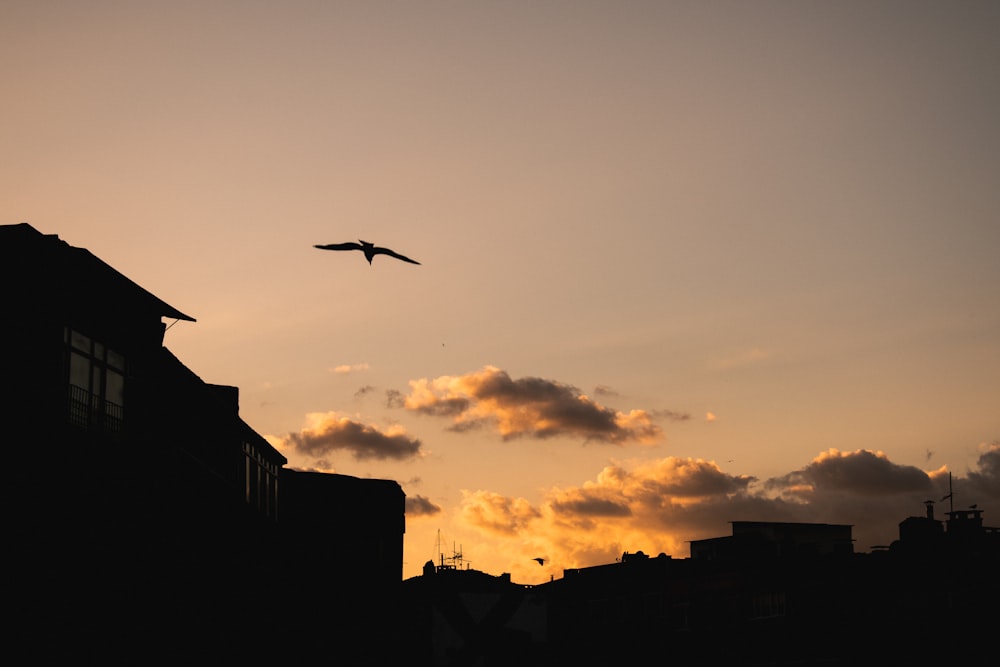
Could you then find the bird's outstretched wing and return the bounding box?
[314,240,421,265]
[373,246,420,265]
[314,242,363,251]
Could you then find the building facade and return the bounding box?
[2,223,404,662]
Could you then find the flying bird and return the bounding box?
[314,239,420,265]
[532,557,546,566]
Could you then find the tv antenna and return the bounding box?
[940,471,955,513]
[435,529,469,570]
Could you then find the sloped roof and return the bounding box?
[0,222,195,322]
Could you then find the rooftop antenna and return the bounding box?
[435,529,468,570]
[940,471,954,514]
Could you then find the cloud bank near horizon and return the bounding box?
[438,442,1000,582]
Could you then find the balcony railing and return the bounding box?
[68,384,124,435]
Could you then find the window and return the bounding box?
[65,327,126,434]
[750,591,786,619]
[243,440,279,520]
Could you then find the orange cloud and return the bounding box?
[405,366,663,444]
[279,411,423,461]
[330,363,370,374]
[459,490,541,535]
[451,446,1000,583]
[455,456,761,581]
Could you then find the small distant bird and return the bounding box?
[532,557,546,566]
[314,239,420,265]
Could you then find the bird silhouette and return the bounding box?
[314,240,420,265]
[532,557,546,566]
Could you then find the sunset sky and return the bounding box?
[4,1,998,585]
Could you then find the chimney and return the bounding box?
[925,500,934,520]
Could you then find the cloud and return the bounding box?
[963,441,1000,504]
[452,447,999,584]
[549,494,633,518]
[459,490,542,535]
[456,457,760,577]
[280,412,423,461]
[653,409,690,421]
[765,448,934,497]
[354,385,376,399]
[755,448,972,549]
[403,366,663,444]
[330,363,370,374]
[405,494,443,517]
[627,457,757,499]
[385,389,406,409]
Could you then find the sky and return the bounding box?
[3,0,999,585]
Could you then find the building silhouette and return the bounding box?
[401,561,549,666]
[401,512,997,666]
[689,520,855,561]
[2,223,404,662]
[542,510,997,666]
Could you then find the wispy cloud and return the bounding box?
[279,412,423,461]
[710,347,773,371]
[653,409,690,421]
[404,366,663,444]
[354,385,376,399]
[385,389,406,409]
[330,363,370,374]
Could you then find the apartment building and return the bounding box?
[2,223,404,662]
